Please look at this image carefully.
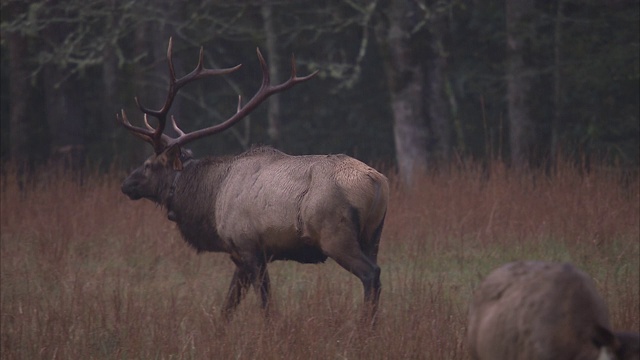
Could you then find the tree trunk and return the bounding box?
[427,11,452,165]
[551,0,566,167]
[8,30,30,167]
[43,64,86,172]
[378,0,429,186]
[102,1,119,160]
[506,0,535,167]
[102,43,118,140]
[35,0,85,172]
[261,1,282,149]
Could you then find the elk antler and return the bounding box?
[117,38,318,154]
[117,37,242,154]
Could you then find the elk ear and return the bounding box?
[164,146,184,171]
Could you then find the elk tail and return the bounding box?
[360,176,388,263]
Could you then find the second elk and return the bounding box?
[467,261,639,360]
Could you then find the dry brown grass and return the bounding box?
[1,160,638,359]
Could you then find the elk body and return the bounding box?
[118,39,389,319]
[467,261,640,360]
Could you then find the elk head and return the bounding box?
[119,38,317,203]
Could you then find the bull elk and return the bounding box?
[467,261,640,360]
[118,38,389,320]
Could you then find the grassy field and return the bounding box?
[1,160,638,359]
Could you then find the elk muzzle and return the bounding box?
[121,171,145,200]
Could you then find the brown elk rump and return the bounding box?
[467,261,640,360]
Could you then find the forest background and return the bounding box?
[2,1,639,358]
[1,0,638,182]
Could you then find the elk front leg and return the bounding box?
[222,266,252,319]
[222,255,271,318]
[253,261,271,315]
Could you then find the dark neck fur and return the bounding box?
[164,157,231,252]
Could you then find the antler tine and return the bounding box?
[143,114,154,130]
[117,109,153,144]
[252,48,318,95]
[170,115,185,137]
[256,48,271,89]
[117,109,144,136]
[290,53,319,82]
[167,37,177,85]
[134,37,177,118]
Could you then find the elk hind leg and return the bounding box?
[362,215,385,264]
[340,252,381,318]
[324,234,381,317]
[222,266,252,319]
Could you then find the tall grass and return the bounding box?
[1,160,638,359]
